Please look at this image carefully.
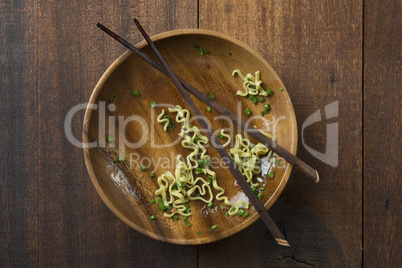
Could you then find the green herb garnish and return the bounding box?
[244,108,252,116]
[206,106,211,112]
[110,94,117,102]
[237,209,245,217]
[258,96,265,102]
[275,159,280,165]
[149,171,155,178]
[195,167,203,174]
[259,187,266,191]
[279,87,284,92]
[198,158,209,168]
[211,225,218,230]
[150,199,155,204]
[207,175,213,184]
[149,215,156,220]
[207,202,214,208]
[266,89,273,95]
[118,156,125,163]
[107,136,114,143]
[210,94,216,100]
[251,186,258,193]
[249,95,258,104]
[228,52,232,56]
[196,230,202,235]
[132,90,140,96]
[140,165,147,171]
[149,101,157,108]
[268,171,275,179]
[257,192,263,200]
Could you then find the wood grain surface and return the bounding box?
[363,0,401,267]
[0,0,400,267]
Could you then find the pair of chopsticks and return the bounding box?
[97,19,318,246]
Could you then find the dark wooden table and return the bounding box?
[1,1,400,267]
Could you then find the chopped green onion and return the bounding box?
[196,230,202,235]
[266,89,273,95]
[244,212,250,218]
[275,159,280,165]
[237,209,244,217]
[217,133,224,139]
[173,215,179,220]
[268,171,275,179]
[279,87,284,92]
[228,52,232,56]
[184,203,190,210]
[260,111,266,117]
[221,204,225,210]
[229,207,235,213]
[249,143,255,149]
[149,101,157,108]
[167,121,176,130]
[244,108,252,116]
[177,181,183,188]
[259,187,266,191]
[251,186,258,193]
[264,103,270,112]
[194,136,200,143]
[198,158,209,168]
[107,136,114,143]
[166,205,172,210]
[186,90,190,95]
[183,216,190,227]
[188,124,193,128]
[206,106,211,112]
[257,192,263,200]
[149,171,155,178]
[210,94,216,100]
[156,197,167,211]
[207,175,213,184]
[132,90,140,96]
[203,48,209,54]
[249,95,258,104]
[195,193,201,197]
[110,94,117,102]
[118,156,125,163]
[149,215,156,220]
[195,167,203,174]
[207,202,214,208]
[225,212,229,217]
[249,84,256,89]
[150,199,155,204]
[258,96,265,102]
[211,225,218,230]
[140,165,147,171]
[171,184,178,190]
[272,154,276,158]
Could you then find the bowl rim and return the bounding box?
[83,28,298,245]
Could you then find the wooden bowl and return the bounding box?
[83,29,297,244]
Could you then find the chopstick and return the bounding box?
[96,22,319,184]
[131,18,289,247]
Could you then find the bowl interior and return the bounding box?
[83,29,297,244]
